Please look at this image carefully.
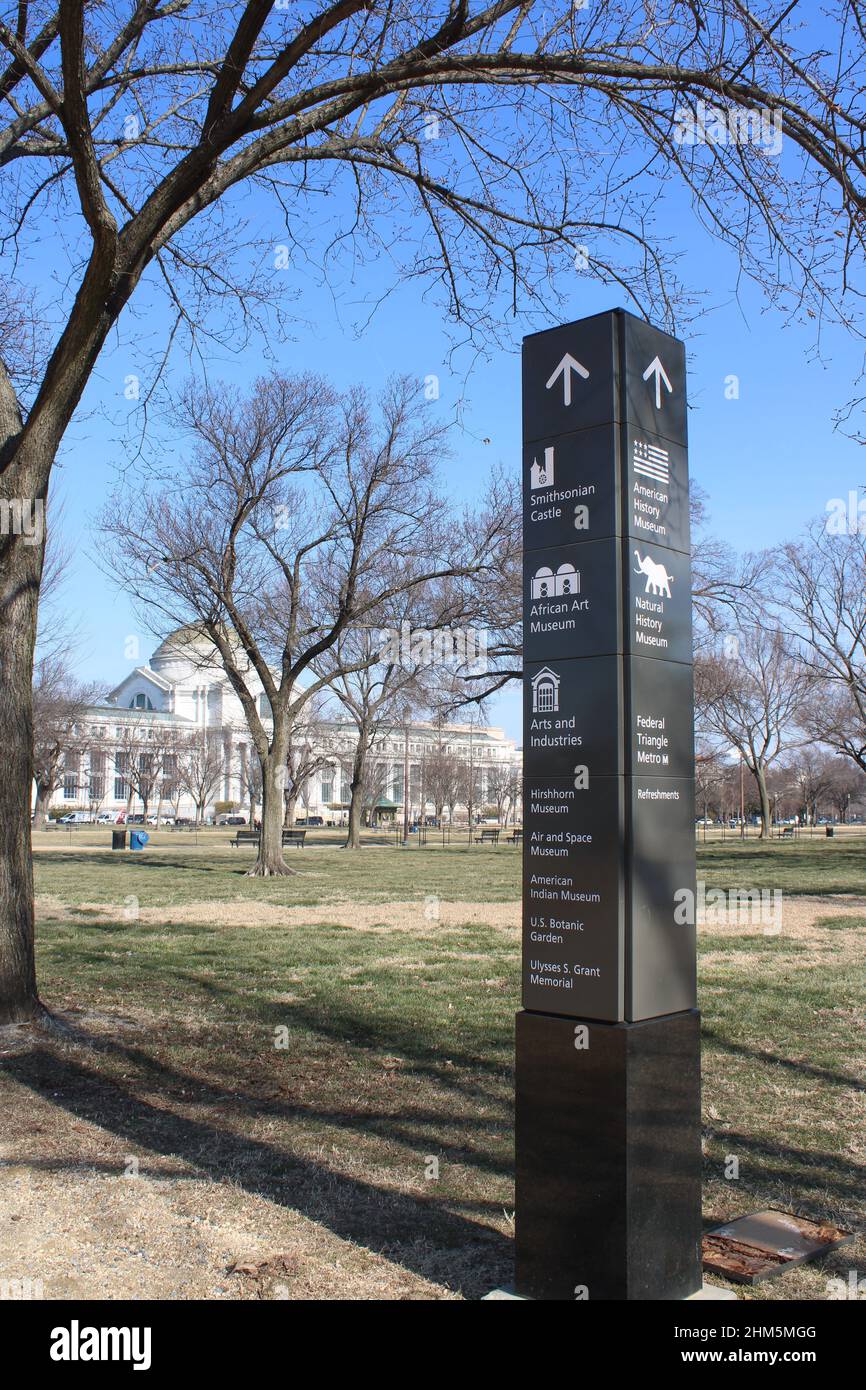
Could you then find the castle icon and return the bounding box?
[530,446,555,490]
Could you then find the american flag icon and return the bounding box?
[632,438,670,484]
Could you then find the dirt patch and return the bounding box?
[0,1163,457,1301]
[37,892,866,941]
[698,894,866,944]
[36,895,521,934]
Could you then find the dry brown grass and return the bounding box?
[1,863,862,1301]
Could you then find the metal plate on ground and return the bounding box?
[702,1209,854,1284]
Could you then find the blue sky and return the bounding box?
[43,141,866,747]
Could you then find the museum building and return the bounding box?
[49,627,521,824]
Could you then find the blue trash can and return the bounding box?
[129,830,149,851]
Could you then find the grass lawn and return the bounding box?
[0,834,863,1300]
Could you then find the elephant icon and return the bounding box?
[633,549,673,597]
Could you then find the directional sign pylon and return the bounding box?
[517,308,700,1302]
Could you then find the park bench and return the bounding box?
[507,829,523,845]
[781,826,795,838]
[474,828,500,845]
[229,830,260,848]
[230,828,307,848]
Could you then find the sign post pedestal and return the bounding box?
[516,309,701,1301]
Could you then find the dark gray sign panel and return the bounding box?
[623,426,690,555]
[620,314,688,448]
[626,543,693,665]
[524,656,622,778]
[523,425,620,551]
[524,538,619,664]
[523,313,618,443]
[521,308,697,1024]
[627,776,697,1020]
[523,775,624,1021]
[627,655,695,780]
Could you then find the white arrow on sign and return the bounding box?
[545,352,589,406]
[642,355,673,409]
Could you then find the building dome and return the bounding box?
[150,624,219,671]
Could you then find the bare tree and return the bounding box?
[694,743,728,830]
[114,718,176,820]
[776,521,866,774]
[696,627,809,838]
[3,2,866,1020]
[31,660,100,826]
[424,742,463,824]
[175,731,225,826]
[457,728,483,828]
[239,742,263,827]
[319,607,440,849]
[283,715,333,828]
[788,750,837,827]
[81,729,110,821]
[360,756,394,828]
[485,757,518,825]
[101,373,504,875]
[453,470,522,703]
[825,759,866,823]
[690,488,771,655]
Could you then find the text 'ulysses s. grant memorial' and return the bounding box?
[515,308,702,1301]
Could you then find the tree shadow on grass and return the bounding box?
[2,1045,513,1299]
[116,959,516,1110]
[68,1025,515,1186]
[701,1026,865,1093]
[704,1131,866,1206]
[35,852,244,887]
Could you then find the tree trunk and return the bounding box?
[283,792,297,828]
[250,748,292,876]
[755,766,772,839]
[345,734,368,850]
[0,242,149,1023]
[0,514,44,1023]
[32,781,52,830]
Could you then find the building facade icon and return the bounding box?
[530,446,555,490]
[531,667,561,713]
[531,562,579,599]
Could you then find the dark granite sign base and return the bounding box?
[515,1008,702,1301]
